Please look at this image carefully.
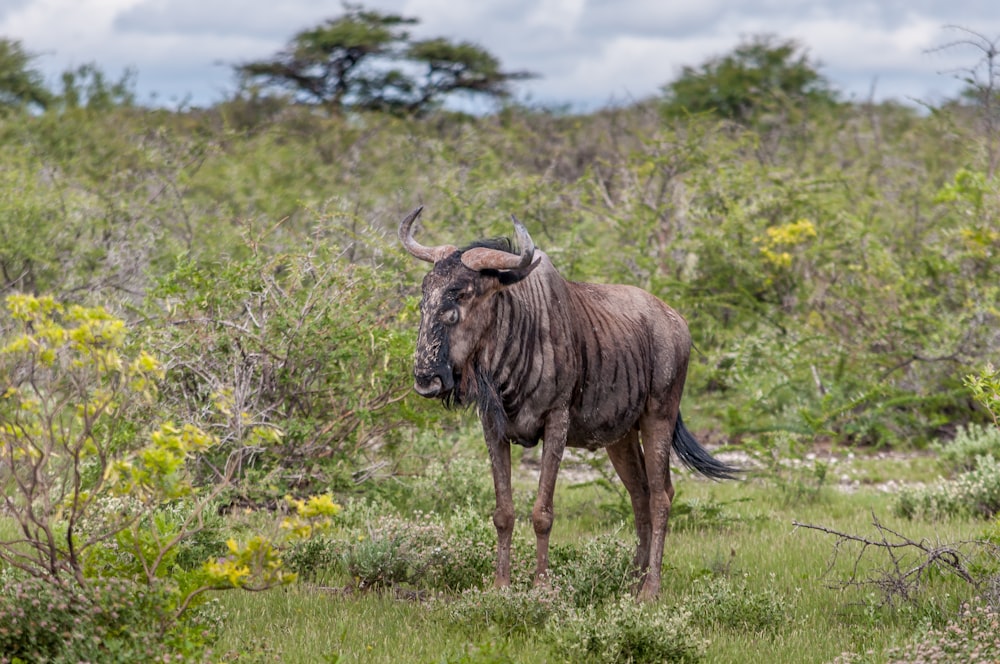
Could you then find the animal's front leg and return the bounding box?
[487,437,514,587]
[532,410,568,586]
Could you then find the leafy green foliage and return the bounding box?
[56,63,136,111]
[145,232,423,498]
[344,507,495,593]
[661,34,837,123]
[444,585,562,637]
[549,534,636,608]
[933,424,1000,472]
[0,38,50,112]
[0,295,338,657]
[0,574,222,663]
[404,38,535,113]
[237,4,415,111]
[895,455,1000,519]
[548,597,706,664]
[883,601,1000,664]
[965,363,1000,426]
[374,455,497,515]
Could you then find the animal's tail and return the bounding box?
[671,412,741,480]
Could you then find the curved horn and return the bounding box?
[398,206,458,263]
[461,214,536,271]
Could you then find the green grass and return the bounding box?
[211,457,989,663]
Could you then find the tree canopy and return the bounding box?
[235,4,534,115]
[0,38,51,112]
[661,34,838,122]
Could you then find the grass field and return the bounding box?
[210,449,992,663]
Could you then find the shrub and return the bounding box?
[883,601,1000,663]
[284,535,342,583]
[344,506,495,593]
[686,573,789,633]
[0,294,337,654]
[444,585,562,637]
[345,525,415,591]
[144,230,428,499]
[965,363,1000,427]
[895,455,1000,519]
[548,596,705,664]
[0,573,222,663]
[934,424,1000,473]
[549,534,636,608]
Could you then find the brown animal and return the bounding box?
[399,206,739,600]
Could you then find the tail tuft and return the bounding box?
[671,413,741,481]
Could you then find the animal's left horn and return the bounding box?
[461,214,536,271]
[398,206,458,263]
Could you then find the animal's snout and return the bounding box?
[414,366,454,398]
[413,374,444,397]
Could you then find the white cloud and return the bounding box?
[113,0,331,38]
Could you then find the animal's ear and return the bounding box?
[494,256,541,286]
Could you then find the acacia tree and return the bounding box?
[661,34,838,123]
[235,3,533,115]
[400,37,535,114]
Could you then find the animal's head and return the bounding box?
[399,206,539,400]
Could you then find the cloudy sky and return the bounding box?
[1,0,998,111]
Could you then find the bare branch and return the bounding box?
[793,511,1000,609]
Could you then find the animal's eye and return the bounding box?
[441,308,460,325]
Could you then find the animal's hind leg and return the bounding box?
[606,430,651,576]
[637,415,677,601]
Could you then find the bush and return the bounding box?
[443,585,562,637]
[934,424,1000,473]
[0,574,222,663]
[0,294,337,655]
[344,506,495,593]
[883,601,1000,664]
[895,455,1000,520]
[548,596,705,664]
[965,364,1000,426]
[549,534,636,608]
[686,573,789,633]
[145,230,426,499]
[284,535,342,583]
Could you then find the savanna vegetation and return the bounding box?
[1,9,999,662]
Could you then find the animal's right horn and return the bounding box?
[398,206,457,263]
[461,214,536,271]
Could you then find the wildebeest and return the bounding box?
[399,206,739,600]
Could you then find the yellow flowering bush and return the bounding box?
[0,294,336,659]
[754,218,817,269]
